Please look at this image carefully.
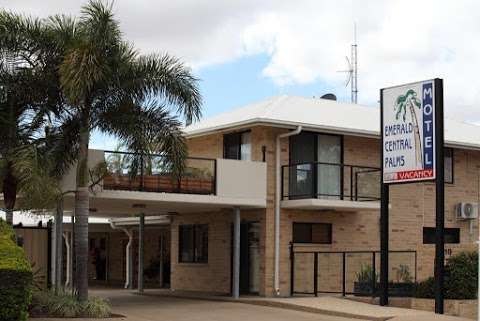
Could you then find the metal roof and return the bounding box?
[184,95,480,150]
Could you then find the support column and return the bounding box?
[138,214,145,293]
[159,234,164,288]
[55,201,64,292]
[232,207,241,299]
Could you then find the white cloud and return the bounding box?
[2,0,480,122]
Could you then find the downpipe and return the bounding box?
[109,222,133,289]
[275,126,302,296]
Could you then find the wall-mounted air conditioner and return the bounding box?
[455,202,479,220]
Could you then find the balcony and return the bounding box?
[60,149,267,216]
[103,151,216,195]
[281,162,381,211]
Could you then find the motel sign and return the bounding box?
[382,80,436,183]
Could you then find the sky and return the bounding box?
[2,0,480,149]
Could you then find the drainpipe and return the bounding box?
[63,232,71,288]
[275,126,302,296]
[110,222,133,289]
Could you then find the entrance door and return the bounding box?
[239,222,260,294]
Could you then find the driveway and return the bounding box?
[78,289,367,321]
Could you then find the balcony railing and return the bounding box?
[281,162,380,201]
[103,151,216,195]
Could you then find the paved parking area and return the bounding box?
[102,290,366,321]
[33,289,360,321]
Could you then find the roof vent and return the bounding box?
[320,93,337,101]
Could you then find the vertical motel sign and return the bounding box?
[380,79,445,313]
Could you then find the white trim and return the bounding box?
[281,199,381,211]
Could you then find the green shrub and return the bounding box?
[82,296,111,318]
[30,290,111,318]
[445,251,478,299]
[415,276,435,298]
[415,251,478,299]
[0,218,33,321]
[355,264,379,284]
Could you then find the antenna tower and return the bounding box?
[338,23,358,104]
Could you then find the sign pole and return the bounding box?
[434,78,445,314]
[379,88,389,306]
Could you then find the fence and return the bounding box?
[103,151,216,195]
[290,244,417,297]
[281,162,381,201]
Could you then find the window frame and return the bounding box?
[422,227,460,244]
[292,222,332,244]
[178,224,208,263]
[223,130,252,161]
[288,132,344,200]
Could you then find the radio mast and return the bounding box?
[338,23,358,104]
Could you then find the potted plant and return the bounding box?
[353,264,378,296]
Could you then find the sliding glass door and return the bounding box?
[317,134,342,199]
[288,132,342,199]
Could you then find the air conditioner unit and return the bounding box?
[456,202,479,220]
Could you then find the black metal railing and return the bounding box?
[289,244,417,297]
[103,151,216,195]
[281,162,381,201]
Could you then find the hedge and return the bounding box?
[0,218,33,321]
[416,251,478,300]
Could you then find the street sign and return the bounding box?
[381,80,436,184]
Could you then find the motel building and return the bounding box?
[8,95,480,298]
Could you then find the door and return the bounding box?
[289,133,316,198]
[238,222,261,294]
[317,134,342,199]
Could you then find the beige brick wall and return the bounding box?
[177,127,480,297]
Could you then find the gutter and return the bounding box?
[274,125,302,295]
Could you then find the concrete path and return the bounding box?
[142,289,473,321]
[31,289,366,321]
[31,289,472,321]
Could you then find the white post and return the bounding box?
[63,232,71,288]
[138,214,145,293]
[232,207,241,299]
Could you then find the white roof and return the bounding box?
[184,95,480,150]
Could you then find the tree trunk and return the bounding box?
[74,124,90,302]
[3,165,17,225]
[4,208,13,225]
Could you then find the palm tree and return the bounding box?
[395,89,422,167]
[0,12,65,225]
[54,1,201,301]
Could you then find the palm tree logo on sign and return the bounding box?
[394,89,423,168]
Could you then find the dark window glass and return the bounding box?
[444,148,454,184]
[224,131,251,160]
[423,227,460,244]
[293,223,332,244]
[179,224,208,263]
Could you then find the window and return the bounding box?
[423,227,460,244]
[293,223,332,244]
[444,148,454,184]
[288,132,343,199]
[179,224,208,263]
[223,131,251,160]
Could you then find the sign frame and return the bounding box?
[381,79,437,185]
[379,78,445,314]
